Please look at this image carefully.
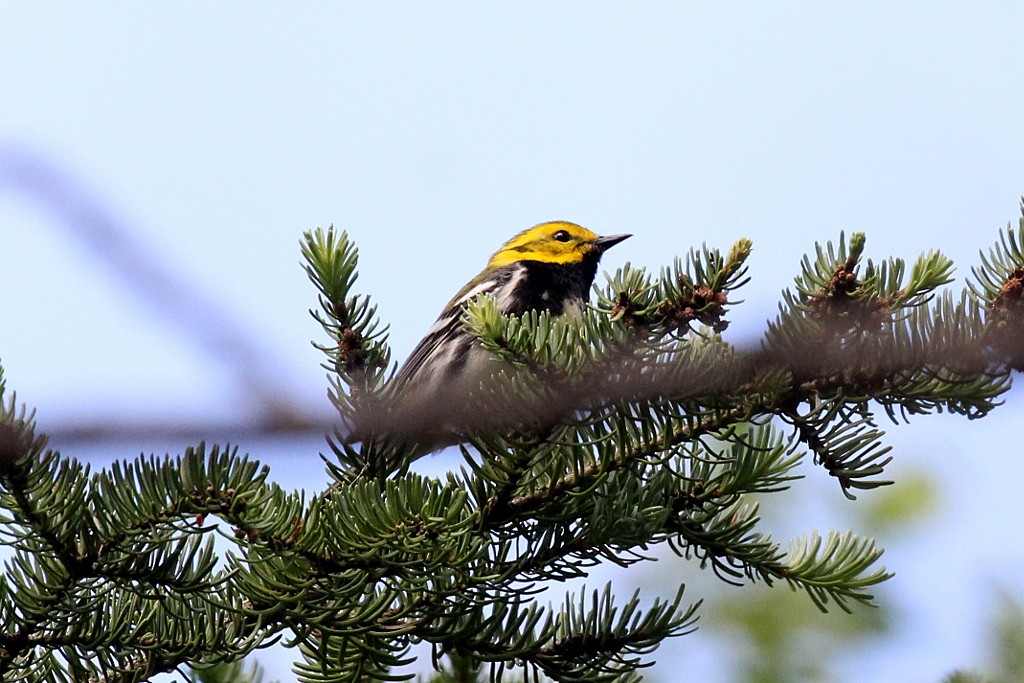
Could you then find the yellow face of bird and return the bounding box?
[486,221,605,268]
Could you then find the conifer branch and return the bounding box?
[3,203,1024,679]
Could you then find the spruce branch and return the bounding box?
[780,402,893,499]
[302,227,391,381]
[524,585,699,682]
[4,205,1024,679]
[974,199,1024,369]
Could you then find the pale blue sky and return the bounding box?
[2,3,1024,681]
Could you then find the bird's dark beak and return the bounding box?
[593,233,632,252]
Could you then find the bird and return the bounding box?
[375,221,631,458]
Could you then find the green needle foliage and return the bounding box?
[2,203,1024,681]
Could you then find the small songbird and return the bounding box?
[384,221,631,453]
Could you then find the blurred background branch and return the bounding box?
[1,145,332,443]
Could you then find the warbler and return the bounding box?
[387,221,630,448]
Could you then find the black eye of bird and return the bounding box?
[552,230,571,242]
